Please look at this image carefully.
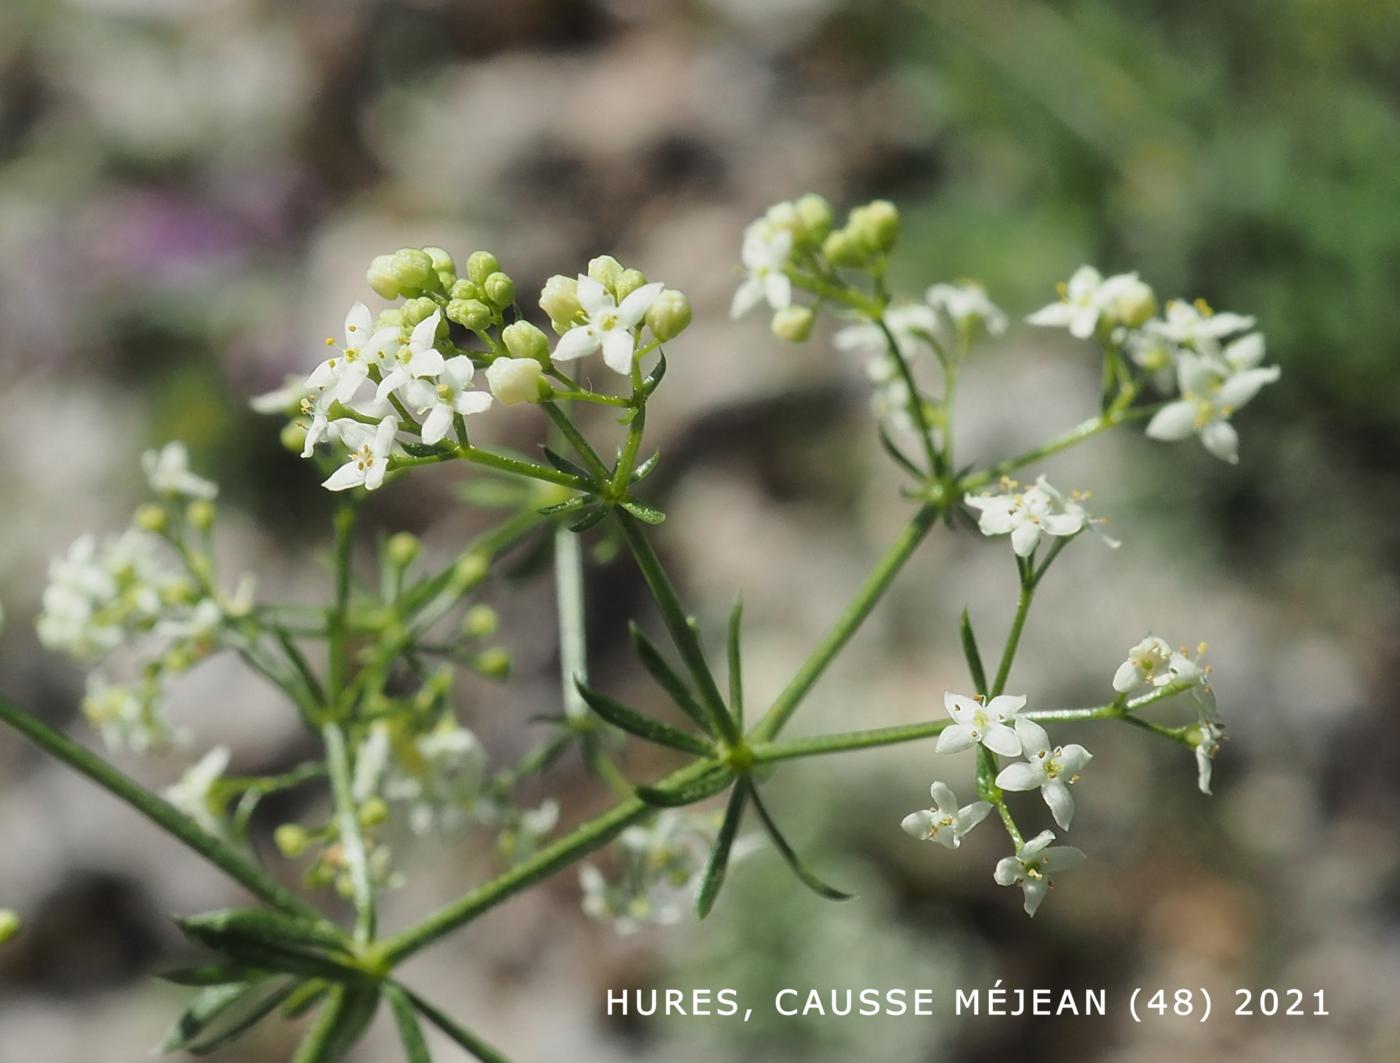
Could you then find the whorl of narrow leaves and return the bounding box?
[635,765,733,808]
[695,784,748,919]
[573,678,714,755]
[629,622,720,737]
[745,781,855,902]
[177,908,363,981]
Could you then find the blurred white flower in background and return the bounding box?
[141,442,217,500]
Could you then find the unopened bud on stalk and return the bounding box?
[186,500,216,533]
[502,321,550,364]
[359,797,389,828]
[134,504,168,534]
[424,246,455,275]
[391,248,436,291]
[401,297,439,327]
[462,604,499,638]
[474,648,512,679]
[449,279,481,302]
[645,290,692,342]
[1108,278,1157,329]
[849,199,900,254]
[485,357,546,405]
[540,275,583,333]
[367,254,401,300]
[822,228,867,268]
[771,305,815,343]
[466,251,501,286]
[795,193,834,245]
[451,553,490,592]
[587,255,624,293]
[483,272,516,308]
[280,421,308,455]
[615,268,648,301]
[275,824,310,858]
[386,532,420,569]
[447,299,493,331]
[0,910,21,946]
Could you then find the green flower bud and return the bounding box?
[502,320,550,363]
[462,604,499,639]
[474,647,511,679]
[386,532,420,568]
[367,254,401,300]
[771,305,815,343]
[645,289,692,341]
[452,552,490,591]
[615,268,648,301]
[450,279,482,301]
[539,275,583,334]
[447,298,493,331]
[483,271,516,308]
[275,824,310,858]
[376,308,405,329]
[822,228,868,268]
[423,246,455,275]
[186,500,216,533]
[587,255,624,292]
[391,248,436,291]
[358,797,389,829]
[304,861,335,889]
[134,504,168,534]
[795,193,834,245]
[1107,278,1157,329]
[0,910,21,946]
[849,199,900,254]
[466,250,501,286]
[401,297,439,327]
[280,421,308,455]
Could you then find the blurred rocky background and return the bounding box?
[2,0,1398,1060]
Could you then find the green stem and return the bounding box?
[323,722,375,945]
[327,502,355,706]
[958,405,1158,493]
[990,568,1034,698]
[749,718,950,763]
[540,401,611,481]
[613,512,734,741]
[875,317,940,476]
[554,525,591,724]
[374,758,714,966]
[0,694,316,919]
[752,501,941,741]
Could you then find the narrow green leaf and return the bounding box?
[573,680,713,756]
[157,962,258,987]
[401,440,452,459]
[629,622,716,737]
[643,350,668,395]
[629,450,661,483]
[696,784,747,919]
[745,781,855,901]
[187,981,297,1057]
[385,984,433,1063]
[619,499,666,525]
[635,766,732,807]
[567,505,610,533]
[291,984,381,1063]
[537,494,591,516]
[727,596,744,730]
[877,425,923,478]
[159,981,258,1054]
[281,979,330,1019]
[541,446,593,482]
[406,987,510,1063]
[959,607,988,697]
[177,909,360,981]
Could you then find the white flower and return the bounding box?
[926,282,1007,335]
[250,375,312,415]
[579,812,716,935]
[484,357,545,406]
[403,357,492,445]
[964,477,1085,557]
[1124,331,1178,392]
[81,673,175,753]
[994,719,1092,830]
[38,531,174,661]
[1112,636,1174,693]
[1193,716,1225,795]
[1026,266,1107,338]
[1145,352,1280,463]
[375,311,447,401]
[355,719,488,836]
[322,416,399,492]
[165,746,231,836]
[935,691,1026,757]
[1147,299,1255,353]
[833,302,938,359]
[141,442,217,500]
[553,275,665,375]
[306,302,399,405]
[900,782,991,848]
[730,220,793,319]
[993,829,1085,917]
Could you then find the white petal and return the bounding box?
[987,694,1027,720]
[1069,304,1100,339]
[995,761,1044,792]
[408,346,445,378]
[1056,744,1093,775]
[1145,400,1197,442]
[993,856,1023,887]
[1224,333,1265,370]
[944,692,980,723]
[764,271,792,310]
[553,326,599,362]
[935,726,975,754]
[1043,845,1086,873]
[410,311,442,352]
[1043,513,1084,537]
[930,781,958,814]
[1217,365,1280,409]
[601,328,636,375]
[576,275,612,316]
[976,505,1016,536]
[618,282,665,328]
[322,462,364,492]
[1112,659,1141,693]
[730,279,764,320]
[454,391,493,416]
[332,361,370,404]
[1026,302,1075,328]
[983,722,1022,758]
[1020,878,1048,916]
[957,801,991,834]
[1201,420,1239,463]
[900,810,935,839]
[1043,779,1075,830]
[1013,717,1051,757]
[421,405,454,445]
[1010,521,1042,557]
[344,301,373,343]
[1020,830,1055,859]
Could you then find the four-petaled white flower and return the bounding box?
[1145,352,1280,463]
[554,276,665,375]
[403,357,492,445]
[1112,635,1175,693]
[994,829,1086,917]
[926,282,1007,335]
[1026,266,1108,338]
[1147,299,1255,353]
[936,691,1026,756]
[376,311,447,401]
[901,781,991,848]
[165,746,231,836]
[994,718,1092,830]
[965,477,1085,557]
[142,442,218,500]
[306,301,398,404]
[323,416,399,492]
[730,220,793,319]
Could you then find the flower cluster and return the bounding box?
[579,812,724,935]
[260,247,691,493]
[1029,267,1281,463]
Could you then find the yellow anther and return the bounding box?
[1194,297,1214,316]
